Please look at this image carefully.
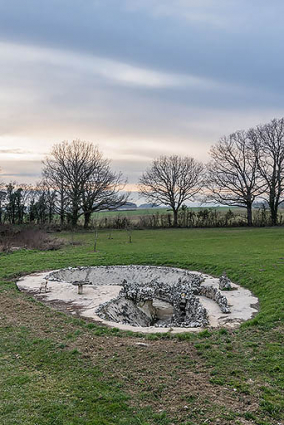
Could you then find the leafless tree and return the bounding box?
[248,118,284,225]
[0,169,5,224]
[29,181,57,224]
[139,155,204,227]
[81,156,127,228]
[43,140,128,227]
[42,165,68,226]
[206,130,266,226]
[43,140,94,226]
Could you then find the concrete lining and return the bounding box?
[16,266,259,334]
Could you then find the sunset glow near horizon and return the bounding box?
[1,1,284,197]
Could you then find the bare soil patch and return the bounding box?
[0,288,260,424]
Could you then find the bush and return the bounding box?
[0,226,64,252]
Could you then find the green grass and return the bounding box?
[92,206,242,218]
[1,227,284,424]
[93,207,166,218]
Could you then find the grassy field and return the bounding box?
[90,206,250,229]
[94,207,166,217]
[92,206,244,219]
[0,227,284,424]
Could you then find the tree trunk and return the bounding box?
[173,209,178,227]
[71,209,79,227]
[84,211,91,229]
[49,208,53,224]
[270,204,278,226]
[268,184,278,225]
[60,188,65,227]
[60,210,65,227]
[247,203,253,226]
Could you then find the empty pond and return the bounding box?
[17,265,259,334]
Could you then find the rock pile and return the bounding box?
[199,285,231,314]
[97,297,153,327]
[97,275,209,328]
[219,272,232,290]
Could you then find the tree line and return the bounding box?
[1,117,284,228]
[0,140,127,228]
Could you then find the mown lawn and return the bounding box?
[0,227,283,424]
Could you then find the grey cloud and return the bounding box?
[1,1,284,186]
[0,160,42,182]
[1,0,284,92]
[0,149,32,154]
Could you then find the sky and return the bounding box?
[1,0,284,200]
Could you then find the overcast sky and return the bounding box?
[1,0,284,196]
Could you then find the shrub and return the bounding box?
[0,226,64,252]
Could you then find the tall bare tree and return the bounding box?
[0,169,5,224]
[248,118,284,225]
[139,155,203,227]
[82,163,127,228]
[29,181,57,224]
[43,140,96,226]
[42,162,67,226]
[207,130,265,226]
[43,140,127,227]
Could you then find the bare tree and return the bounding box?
[82,163,127,228]
[43,140,96,226]
[29,181,57,224]
[207,131,265,226]
[43,140,128,227]
[248,118,284,225]
[139,155,203,227]
[42,166,67,227]
[0,169,5,224]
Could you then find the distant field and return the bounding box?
[1,227,283,424]
[94,206,244,218]
[93,207,167,218]
[90,206,265,228]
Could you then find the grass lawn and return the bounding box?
[0,227,284,424]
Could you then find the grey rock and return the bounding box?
[219,272,232,290]
[199,285,231,314]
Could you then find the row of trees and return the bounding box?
[207,119,284,226]
[1,117,284,228]
[140,117,284,226]
[0,141,128,227]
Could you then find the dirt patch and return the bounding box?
[0,287,260,424]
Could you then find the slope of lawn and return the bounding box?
[0,227,283,425]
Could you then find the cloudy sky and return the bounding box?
[1,1,284,195]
